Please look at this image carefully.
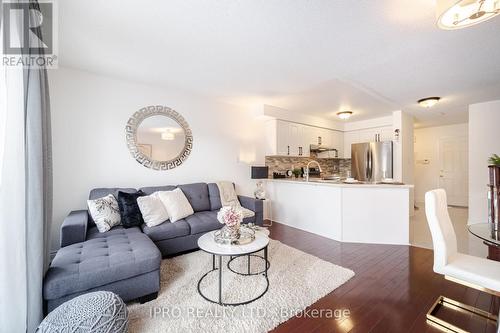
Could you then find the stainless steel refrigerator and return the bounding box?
[351,141,393,182]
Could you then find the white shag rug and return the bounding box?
[128,239,354,333]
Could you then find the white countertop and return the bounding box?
[265,178,413,189]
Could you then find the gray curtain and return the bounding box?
[0,1,52,331]
[24,2,53,330]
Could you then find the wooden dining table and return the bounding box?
[468,223,500,261]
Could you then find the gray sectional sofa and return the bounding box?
[43,182,263,312]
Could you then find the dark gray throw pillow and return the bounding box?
[117,190,145,228]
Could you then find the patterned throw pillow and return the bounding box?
[87,194,121,232]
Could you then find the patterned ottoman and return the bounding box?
[38,291,128,333]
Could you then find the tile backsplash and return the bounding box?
[265,155,351,178]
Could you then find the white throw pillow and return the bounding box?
[87,194,121,233]
[157,188,194,222]
[137,192,169,227]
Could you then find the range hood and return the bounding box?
[309,144,337,153]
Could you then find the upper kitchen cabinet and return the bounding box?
[330,130,344,158]
[265,119,310,157]
[343,131,359,158]
[343,126,393,158]
[312,127,343,158]
[358,126,392,142]
[265,119,342,157]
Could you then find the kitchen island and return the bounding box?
[265,179,413,245]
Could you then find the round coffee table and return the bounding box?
[197,229,270,306]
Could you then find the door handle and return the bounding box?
[368,150,373,180]
[366,150,370,180]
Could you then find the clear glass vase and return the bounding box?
[221,224,241,240]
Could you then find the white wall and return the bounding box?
[414,123,468,203]
[393,110,414,214]
[343,115,393,132]
[393,111,414,184]
[469,100,500,224]
[49,67,266,251]
[261,104,344,131]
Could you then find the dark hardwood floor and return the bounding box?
[267,221,498,333]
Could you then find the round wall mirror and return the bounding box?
[125,105,193,170]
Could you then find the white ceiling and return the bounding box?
[58,0,500,128]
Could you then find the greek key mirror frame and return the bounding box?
[125,105,193,170]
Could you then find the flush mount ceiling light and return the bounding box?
[337,111,353,120]
[161,130,175,140]
[418,97,441,108]
[437,0,500,29]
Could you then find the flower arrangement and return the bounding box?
[217,206,244,228]
[214,206,255,245]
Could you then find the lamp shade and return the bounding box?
[437,0,500,30]
[251,166,269,179]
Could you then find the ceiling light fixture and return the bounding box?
[418,97,441,108]
[337,111,353,120]
[437,0,500,29]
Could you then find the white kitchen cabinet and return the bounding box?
[343,131,359,158]
[265,119,288,156]
[359,126,393,142]
[265,119,310,157]
[266,120,343,157]
[276,120,290,156]
[379,126,394,141]
[343,126,393,158]
[288,122,300,156]
[331,130,344,158]
[298,125,310,157]
[358,128,378,143]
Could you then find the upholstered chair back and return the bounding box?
[425,189,458,274]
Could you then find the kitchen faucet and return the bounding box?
[305,160,322,182]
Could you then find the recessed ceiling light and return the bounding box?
[337,111,353,120]
[418,97,441,108]
[436,0,500,30]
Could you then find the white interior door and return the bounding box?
[439,136,468,207]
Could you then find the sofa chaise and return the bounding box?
[43,182,263,312]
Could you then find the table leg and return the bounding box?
[248,255,251,274]
[212,254,215,270]
[264,246,268,277]
[218,255,222,305]
[497,306,500,333]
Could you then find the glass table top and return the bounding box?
[468,223,500,246]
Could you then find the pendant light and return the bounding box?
[437,0,500,30]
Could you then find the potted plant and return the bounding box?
[488,154,500,186]
[488,155,500,231]
[489,154,500,166]
[292,168,302,179]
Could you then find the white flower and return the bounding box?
[217,206,243,227]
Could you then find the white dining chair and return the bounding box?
[425,189,500,333]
